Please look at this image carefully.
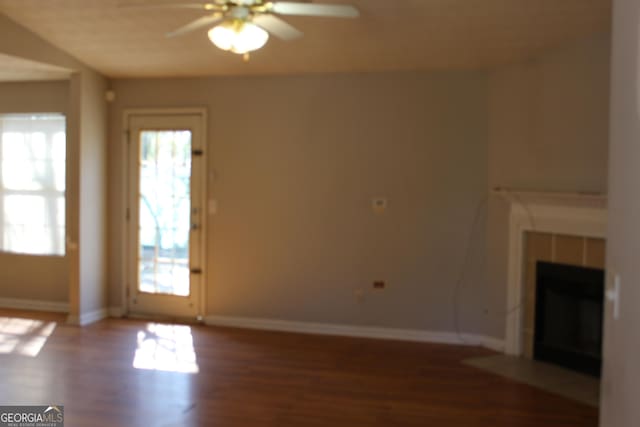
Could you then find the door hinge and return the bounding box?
[190,268,203,275]
[192,149,204,156]
[126,208,130,221]
[124,129,131,144]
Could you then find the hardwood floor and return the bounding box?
[0,310,598,427]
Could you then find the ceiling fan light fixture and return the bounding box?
[208,19,269,54]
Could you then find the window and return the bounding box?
[0,114,66,256]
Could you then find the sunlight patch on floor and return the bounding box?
[0,317,56,357]
[133,323,199,374]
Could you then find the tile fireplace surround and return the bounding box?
[522,232,605,358]
[494,189,607,356]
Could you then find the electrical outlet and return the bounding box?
[373,281,386,290]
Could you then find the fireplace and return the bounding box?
[534,261,604,377]
[499,190,607,356]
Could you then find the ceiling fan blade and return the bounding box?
[166,14,223,38]
[118,2,222,11]
[252,15,303,41]
[270,2,359,18]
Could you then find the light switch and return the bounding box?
[372,197,387,214]
[606,274,621,320]
[208,199,218,215]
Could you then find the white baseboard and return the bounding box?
[204,315,505,351]
[67,308,109,326]
[0,297,69,313]
[479,336,506,352]
[456,334,506,352]
[108,306,124,318]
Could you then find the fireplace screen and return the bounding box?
[534,261,604,377]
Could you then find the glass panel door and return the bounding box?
[127,114,204,318]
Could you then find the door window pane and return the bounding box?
[138,130,191,296]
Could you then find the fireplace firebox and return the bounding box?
[534,261,604,377]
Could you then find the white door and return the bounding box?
[127,113,205,319]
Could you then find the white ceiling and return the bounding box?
[0,0,611,78]
[0,52,72,81]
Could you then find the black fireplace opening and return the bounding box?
[534,261,604,377]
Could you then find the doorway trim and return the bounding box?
[120,107,208,319]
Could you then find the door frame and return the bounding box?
[121,108,207,320]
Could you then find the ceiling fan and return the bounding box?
[120,0,360,58]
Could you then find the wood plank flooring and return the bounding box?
[0,310,598,427]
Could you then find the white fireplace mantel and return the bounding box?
[494,188,608,355]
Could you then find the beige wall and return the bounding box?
[108,71,489,332]
[488,33,610,193]
[67,71,109,321]
[0,81,69,113]
[485,34,611,339]
[79,71,108,314]
[600,0,640,425]
[0,80,69,302]
[0,17,109,319]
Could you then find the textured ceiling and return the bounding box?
[0,52,72,81]
[0,0,611,78]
